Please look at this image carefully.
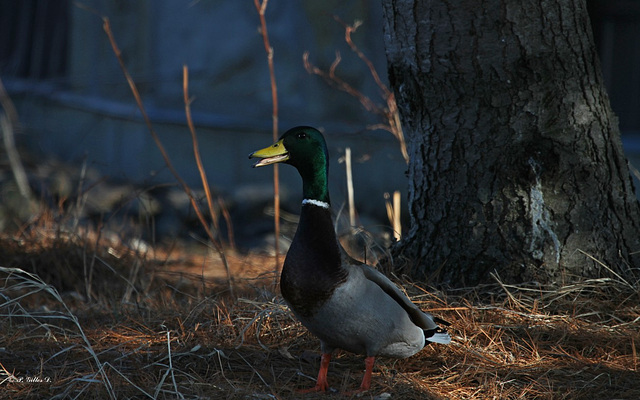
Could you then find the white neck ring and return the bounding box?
[302,198,330,209]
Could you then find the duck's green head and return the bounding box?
[249,126,330,203]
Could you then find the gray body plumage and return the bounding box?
[289,261,449,358]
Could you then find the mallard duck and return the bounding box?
[249,126,450,392]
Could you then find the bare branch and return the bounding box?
[302,18,409,163]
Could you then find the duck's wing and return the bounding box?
[358,264,451,344]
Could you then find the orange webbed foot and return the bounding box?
[343,356,376,396]
[298,352,332,393]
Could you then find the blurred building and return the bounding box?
[0,0,638,205]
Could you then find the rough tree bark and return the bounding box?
[381,0,640,287]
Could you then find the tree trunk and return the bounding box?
[381,0,640,287]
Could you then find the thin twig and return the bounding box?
[183,65,221,239]
[333,16,391,98]
[102,17,235,297]
[303,18,409,163]
[303,51,384,116]
[218,196,236,249]
[254,0,281,288]
[183,65,237,252]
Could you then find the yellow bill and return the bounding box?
[249,138,289,167]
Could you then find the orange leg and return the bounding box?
[298,352,331,393]
[359,356,375,391]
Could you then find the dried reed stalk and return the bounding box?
[384,191,402,240]
[345,147,356,227]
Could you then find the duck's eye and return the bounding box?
[297,132,307,139]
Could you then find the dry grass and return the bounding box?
[0,218,639,399]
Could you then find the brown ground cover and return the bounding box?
[0,219,638,399]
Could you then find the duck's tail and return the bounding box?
[425,326,451,344]
[424,317,451,344]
